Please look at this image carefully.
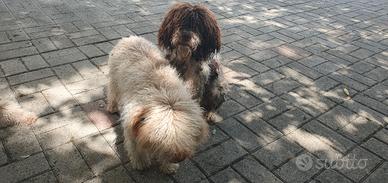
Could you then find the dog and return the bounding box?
[106,36,208,174]
[0,99,37,127]
[158,2,227,121]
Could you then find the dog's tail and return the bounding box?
[0,100,37,127]
[126,90,208,162]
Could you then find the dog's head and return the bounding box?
[127,94,208,163]
[158,2,221,62]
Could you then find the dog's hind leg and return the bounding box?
[106,81,118,113]
[125,140,151,170]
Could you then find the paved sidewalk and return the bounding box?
[0,0,387,182]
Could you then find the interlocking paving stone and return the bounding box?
[21,55,49,70]
[42,48,87,66]
[74,134,121,175]
[84,165,134,183]
[32,38,57,52]
[46,143,94,182]
[0,153,50,183]
[251,70,285,86]
[210,167,247,183]
[374,128,388,144]
[125,164,173,183]
[303,120,356,153]
[253,137,302,170]
[268,108,312,134]
[7,68,54,85]
[1,125,42,160]
[217,118,262,151]
[173,160,208,183]
[193,139,247,175]
[20,171,57,183]
[275,152,320,183]
[250,97,292,120]
[337,147,382,182]
[314,169,352,183]
[362,138,388,160]
[0,58,27,76]
[18,92,55,116]
[233,156,282,183]
[317,105,358,130]
[363,162,388,183]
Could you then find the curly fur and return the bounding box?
[158,2,221,63]
[158,3,226,120]
[0,100,37,127]
[106,36,208,174]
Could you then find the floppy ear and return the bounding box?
[129,107,148,137]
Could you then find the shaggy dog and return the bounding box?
[0,100,37,127]
[106,36,208,174]
[158,2,227,121]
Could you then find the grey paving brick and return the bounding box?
[362,138,388,160]
[268,108,312,134]
[264,78,301,95]
[50,35,75,49]
[329,72,368,91]
[46,143,94,182]
[275,152,320,183]
[218,118,262,151]
[364,67,388,82]
[79,45,105,58]
[173,160,208,183]
[350,48,375,59]
[250,97,292,120]
[12,76,62,96]
[0,58,27,76]
[338,147,382,182]
[228,85,262,108]
[249,49,278,62]
[353,94,388,115]
[18,92,54,116]
[72,34,107,46]
[42,48,87,66]
[198,125,229,152]
[363,162,388,183]
[349,61,376,74]
[0,47,38,61]
[317,105,358,130]
[235,110,283,143]
[287,62,322,79]
[298,55,327,68]
[337,69,377,86]
[95,42,114,54]
[314,61,342,74]
[193,139,247,175]
[210,167,247,183]
[74,134,121,175]
[216,100,246,120]
[374,128,388,144]
[315,169,352,183]
[32,38,57,52]
[253,137,302,170]
[262,56,293,69]
[84,165,134,183]
[42,85,77,110]
[20,171,57,183]
[251,70,285,86]
[2,125,42,160]
[0,153,50,183]
[233,156,282,183]
[21,55,49,70]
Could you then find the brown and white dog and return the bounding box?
[106,36,208,174]
[158,2,227,122]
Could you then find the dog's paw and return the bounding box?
[160,163,179,174]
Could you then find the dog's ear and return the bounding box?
[130,107,148,137]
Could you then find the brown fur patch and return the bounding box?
[131,107,149,137]
[158,2,221,62]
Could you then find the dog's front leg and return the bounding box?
[159,161,179,174]
[126,140,151,170]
